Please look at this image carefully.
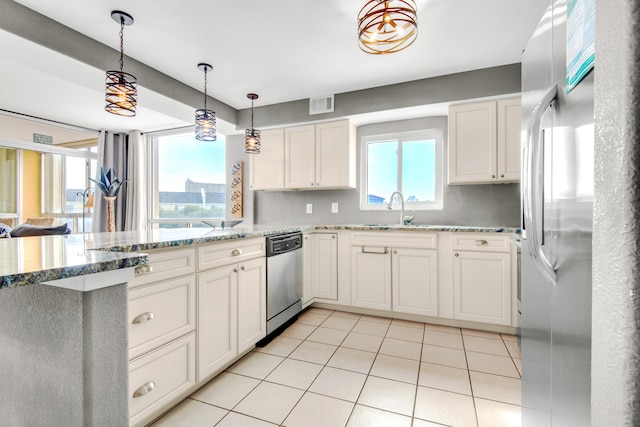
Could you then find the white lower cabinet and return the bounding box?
[392,248,438,317]
[350,246,392,310]
[129,332,196,427]
[452,235,512,326]
[128,276,196,359]
[197,257,266,381]
[303,233,338,303]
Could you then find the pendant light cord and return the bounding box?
[203,68,208,110]
[250,99,254,131]
[119,18,125,73]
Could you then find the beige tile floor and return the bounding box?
[152,308,522,427]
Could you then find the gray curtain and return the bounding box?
[92,130,147,232]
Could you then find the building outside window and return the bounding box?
[360,129,444,210]
[149,129,226,228]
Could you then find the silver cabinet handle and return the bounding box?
[455,253,459,257]
[132,381,155,398]
[134,265,154,276]
[393,250,398,254]
[132,312,155,324]
[231,249,243,256]
[491,174,496,179]
[362,247,388,254]
[501,174,505,178]
[233,268,238,273]
[474,240,488,246]
[332,235,336,239]
[241,266,245,271]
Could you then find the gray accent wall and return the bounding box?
[248,116,520,227]
[237,64,521,130]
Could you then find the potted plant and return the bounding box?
[89,167,128,232]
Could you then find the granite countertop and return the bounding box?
[0,234,148,289]
[0,224,518,289]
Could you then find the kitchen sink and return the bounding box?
[202,220,243,229]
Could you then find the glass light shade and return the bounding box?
[84,194,95,209]
[105,71,137,116]
[358,0,418,54]
[195,108,217,141]
[244,129,261,154]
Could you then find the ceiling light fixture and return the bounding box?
[244,93,261,154]
[195,63,216,141]
[357,0,418,55]
[105,11,137,116]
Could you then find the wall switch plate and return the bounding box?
[331,202,339,213]
[306,203,313,214]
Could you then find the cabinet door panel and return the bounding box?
[497,97,522,181]
[197,266,237,380]
[453,251,511,325]
[250,128,284,190]
[315,121,355,188]
[350,247,391,310]
[392,248,438,316]
[285,125,315,189]
[312,234,338,300]
[237,257,267,353]
[302,234,314,304]
[448,101,497,184]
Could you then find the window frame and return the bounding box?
[147,127,227,229]
[359,129,444,211]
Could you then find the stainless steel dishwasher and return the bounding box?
[265,232,303,335]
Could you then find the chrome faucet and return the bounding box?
[386,191,414,225]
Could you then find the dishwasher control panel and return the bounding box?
[266,233,303,256]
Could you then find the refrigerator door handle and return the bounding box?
[523,84,557,285]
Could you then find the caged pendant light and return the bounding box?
[105,11,137,116]
[244,93,261,154]
[195,63,216,141]
[357,0,418,55]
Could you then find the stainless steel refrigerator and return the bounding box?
[520,1,594,426]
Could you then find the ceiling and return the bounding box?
[2,0,548,136]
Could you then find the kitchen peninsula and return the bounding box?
[0,224,517,426]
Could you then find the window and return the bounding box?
[0,148,18,222]
[41,147,97,232]
[149,130,226,228]
[360,129,443,210]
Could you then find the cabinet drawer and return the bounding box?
[128,248,196,288]
[198,237,265,271]
[351,231,437,249]
[129,276,196,359]
[452,234,510,252]
[129,333,196,427]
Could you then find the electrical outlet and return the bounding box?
[331,202,339,213]
[306,203,313,214]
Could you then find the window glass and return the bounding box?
[151,131,226,227]
[361,129,443,210]
[0,148,17,214]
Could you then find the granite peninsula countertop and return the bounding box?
[0,224,518,289]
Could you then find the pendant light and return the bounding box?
[357,0,418,55]
[105,11,137,116]
[244,93,261,154]
[195,63,217,141]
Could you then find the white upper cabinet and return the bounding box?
[497,98,522,181]
[285,125,316,189]
[448,97,521,184]
[315,120,356,189]
[249,128,285,190]
[252,120,356,190]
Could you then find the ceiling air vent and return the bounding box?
[309,95,334,115]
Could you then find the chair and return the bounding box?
[25,217,56,226]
